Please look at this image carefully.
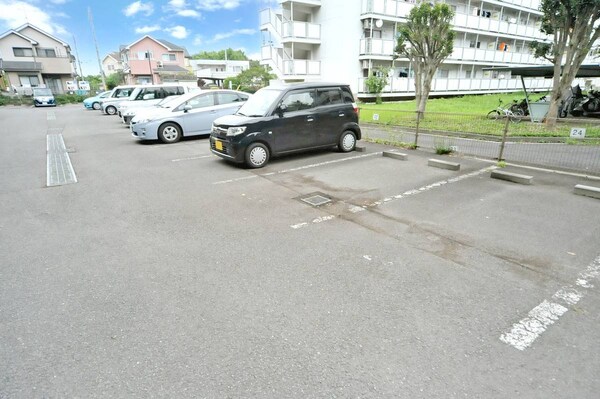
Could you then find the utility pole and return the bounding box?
[88,7,106,89]
[72,34,84,80]
[147,50,155,84]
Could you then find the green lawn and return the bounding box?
[358,92,600,140]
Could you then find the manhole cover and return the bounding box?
[299,193,332,207]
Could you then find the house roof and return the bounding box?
[0,29,38,44]
[125,35,189,57]
[155,64,189,73]
[103,52,121,62]
[484,64,600,78]
[14,23,70,48]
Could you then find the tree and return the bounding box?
[105,72,125,90]
[394,2,454,116]
[365,67,389,104]
[529,0,600,125]
[224,65,276,93]
[191,48,248,60]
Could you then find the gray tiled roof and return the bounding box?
[156,39,190,57]
[155,64,189,73]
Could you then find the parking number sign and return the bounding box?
[373,113,380,121]
[570,128,586,138]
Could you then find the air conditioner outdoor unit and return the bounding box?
[157,61,163,68]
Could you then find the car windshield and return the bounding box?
[33,88,53,96]
[236,88,282,117]
[157,95,181,108]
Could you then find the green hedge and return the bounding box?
[0,93,86,106]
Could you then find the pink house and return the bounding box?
[121,35,191,84]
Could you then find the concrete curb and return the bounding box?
[428,159,460,171]
[382,151,407,160]
[574,184,600,199]
[491,170,533,185]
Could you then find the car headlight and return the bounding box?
[226,126,247,136]
[136,118,151,124]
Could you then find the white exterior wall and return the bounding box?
[260,0,597,99]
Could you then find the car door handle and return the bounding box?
[306,117,314,122]
[339,113,345,117]
[210,110,217,113]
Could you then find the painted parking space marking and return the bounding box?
[290,165,497,229]
[500,254,600,351]
[47,134,77,187]
[171,154,212,162]
[213,152,382,185]
[46,111,56,120]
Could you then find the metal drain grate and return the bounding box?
[300,194,332,207]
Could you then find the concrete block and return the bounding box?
[574,184,600,199]
[491,170,533,185]
[382,151,407,160]
[428,158,460,171]
[355,145,366,152]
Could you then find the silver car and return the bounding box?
[131,90,249,144]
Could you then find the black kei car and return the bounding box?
[210,82,361,168]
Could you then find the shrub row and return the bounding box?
[0,94,86,106]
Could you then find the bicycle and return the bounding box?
[487,99,524,123]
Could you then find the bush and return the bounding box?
[55,94,86,105]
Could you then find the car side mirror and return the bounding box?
[142,93,154,100]
[276,103,287,117]
[183,104,192,113]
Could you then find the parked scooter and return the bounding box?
[559,85,585,117]
[582,89,600,113]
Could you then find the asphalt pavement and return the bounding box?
[1,104,600,398]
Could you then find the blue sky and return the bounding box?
[0,0,277,76]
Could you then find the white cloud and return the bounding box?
[0,1,67,35]
[210,28,255,42]
[135,25,161,34]
[193,35,203,46]
[123,1,154,17]
[169,0,186,7]
[165,25,189,39]
[177,9,200,17]
[49,0,69,4]
[194,0,242,11]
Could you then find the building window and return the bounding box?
[138,51,152,60]
[19,75,40,87]
[13,47,34,57]
[469,40,481,49]
[437,69,449,78]
[37,48,57,57]
[137,77,152,84]
[162,54,176,61]
[108,65,115,71]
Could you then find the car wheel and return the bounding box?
[106,105,117,115]
[92,102,101,110]
[338,130,356,152]
[158,122,182,144]
[245,143,270,168]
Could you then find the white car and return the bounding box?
[131,90,249,144]
[121,95,182,125]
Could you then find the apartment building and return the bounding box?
[260,0,594,99]
[0,23,75,94]
[189,59,250,87]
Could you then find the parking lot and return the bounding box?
[1,104,600,398]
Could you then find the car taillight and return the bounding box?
[352,102,359,116]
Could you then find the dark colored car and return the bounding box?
[210,82,361,168]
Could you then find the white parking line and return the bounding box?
[290,165,497,229]
[213,152,382,185]
[171,155,212,162]
[500,254,600,351]
[47,111,56,120]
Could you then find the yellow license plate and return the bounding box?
[215,140,223,151]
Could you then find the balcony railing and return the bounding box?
[360,38,395,55]
[282,21,321,41]
[358,76,553,94]
[359,38,546,65]
[362,0,542,15]
[283,59,321,76]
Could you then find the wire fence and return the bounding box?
[359,107,600,176]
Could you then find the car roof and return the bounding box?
[265,82,351,91]
[169,89,249,105]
